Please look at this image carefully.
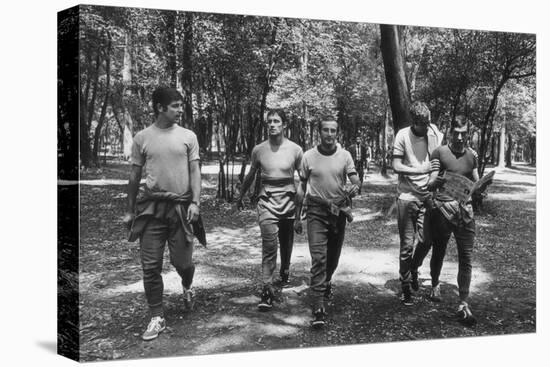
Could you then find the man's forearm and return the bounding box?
[392,160,427,175]
[190,161,201,203]
[349,173,361,187]
[295,181,306,219]
[237,169,256,201]
[127,172,141,213]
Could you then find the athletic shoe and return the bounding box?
[324,282,334,301]
[279,270,291,288]
[401,286,413,306]
[430,283,442,302]
[411,271,419,292]
[183,287,195,311]
[456,303,477,326]
[311,308,327,328]
[258,287,274,311]
[142,316,166,341]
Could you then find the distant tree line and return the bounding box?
[59,5,535,194]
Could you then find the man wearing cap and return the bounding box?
[236,108,303,311]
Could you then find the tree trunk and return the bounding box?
[92,36,112,166]
[164,10,177,88]
[252,18,281,152]
[497,123,506,168]
[181,13,194,129]
[478,76,507,176]
[505,133,513,167]
[380,106,389,176]
[529,136,536,164]
[380,24,411,133]
[489,134,497,165]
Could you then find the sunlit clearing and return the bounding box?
[330,246,493,295]
[271,312,311,326]
[351,207,384,223]
[104,266,253,296]
[489,192,535,202]
[195,334,247,355]
[228,295,258,305]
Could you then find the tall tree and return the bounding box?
[181,13,194,128]
[380,24,411,132]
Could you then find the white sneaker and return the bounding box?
[430,283,442,302]
[142,316,166,341]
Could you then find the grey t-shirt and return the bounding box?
[130,124,200,194]
[300,145,356,201]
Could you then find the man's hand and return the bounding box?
[473,179,493,196]
[347,184,360,198]
[427,176,446,191]
[420,161,433,174]
[122,212,135,231]
[429,160,440,173]
[187,202,200,223]
[294,220,303,234]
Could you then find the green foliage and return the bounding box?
[75,5,536,176]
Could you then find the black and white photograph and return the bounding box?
[3,1,548,366]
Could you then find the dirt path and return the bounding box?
[77,164,536,361]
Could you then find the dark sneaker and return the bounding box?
[324,282,334,301]
[279,270,291,288]
[456,303,477,326]
[311,308,327,329]
[183,287,195,311]
[258,287,274,311]
[411,271,419,292]
[401,287,413,306]
[142,316,166,341]
[430,284,442,302]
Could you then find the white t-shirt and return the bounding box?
[392,124,442,201]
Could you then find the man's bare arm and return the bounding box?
[392,157,431,175]
[472,168,480,183]
[294,180,307,234]
[187,159,201,223]
[127,165,143,213]
[236,164,258,202]
[123,164,142,228]
[189,160,201,203]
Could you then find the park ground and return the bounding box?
[76,161,536,361]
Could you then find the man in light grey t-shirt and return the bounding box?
[236,109,303,311]
[392,101,442,306]
[296,120,361,328]
[123,87,202,341]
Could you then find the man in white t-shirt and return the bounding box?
[296,120,361,328]
[392,101,442,305]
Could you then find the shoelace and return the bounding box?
[147,317,163,332]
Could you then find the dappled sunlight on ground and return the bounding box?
[327,246,492,296]
[194,310,307,354]
[351,207,384,223]
[102,266,256,296]
[76,162,535,361]
[488,192,535,202]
